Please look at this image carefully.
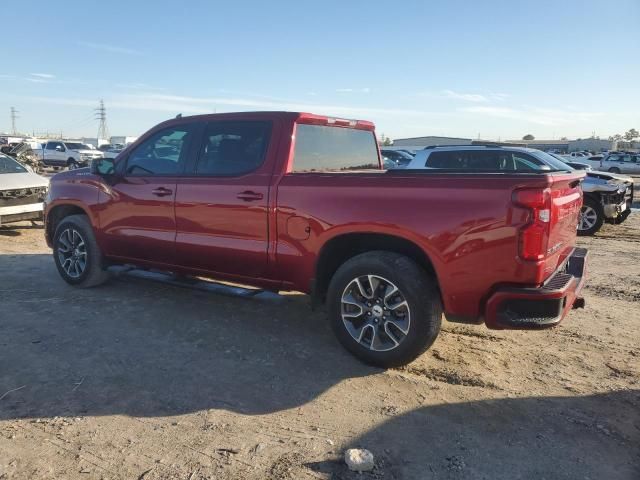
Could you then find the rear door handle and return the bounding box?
[151,187,173,197]
[236,191,264,201]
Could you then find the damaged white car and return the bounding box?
[0,153,49,226]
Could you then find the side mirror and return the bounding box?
[55,145,64,152]
[91,157,116,176]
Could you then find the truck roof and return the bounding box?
[155,111,376,131]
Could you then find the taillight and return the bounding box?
[512,188,551,261]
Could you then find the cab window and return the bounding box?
[125,125,195,176]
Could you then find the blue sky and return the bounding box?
[2,0,638,140]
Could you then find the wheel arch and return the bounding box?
[312,232,440,307]
[45,203,92,246]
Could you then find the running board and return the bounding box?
[107,266,284,302]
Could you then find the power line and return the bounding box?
[10,107,19,135]
[95,99,110,141]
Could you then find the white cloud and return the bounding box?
[115,82,166,91]
[442,89,489,102]
[336,88,371,94]
[25,77,48,83]
[30,73,55,79]
[460,105,602,126]
[14,92,435,119]
[78,42,142,56]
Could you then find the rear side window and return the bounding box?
[425,150,542,171]
[292,124,379,172]
[195,121,271,175]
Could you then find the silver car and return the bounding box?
[600,153,640,174]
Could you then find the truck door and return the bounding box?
[98,122,200,263]
[45,141,65,166]
[174,119,277,277]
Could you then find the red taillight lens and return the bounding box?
[512,188,551,261]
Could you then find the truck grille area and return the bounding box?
[0,186,47,207]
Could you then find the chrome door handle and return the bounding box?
[151,187,173,197]
[236,191,264,201]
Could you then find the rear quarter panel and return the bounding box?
[275,172,563,319]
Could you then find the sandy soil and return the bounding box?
[0,213,638,479]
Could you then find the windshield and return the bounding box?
[0,154,27,174]
[64,142,86,150]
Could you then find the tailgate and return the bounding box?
[542,173,583,280]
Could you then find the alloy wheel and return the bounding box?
[579,205,598,231]
[341,275,411,352]
[57,228,87,278]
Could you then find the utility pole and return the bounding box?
[95,99,110,142]
[10,107,19,135]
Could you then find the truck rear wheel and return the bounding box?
[577,197,604,236]
[327,251,442,368]
[53,214,109,288]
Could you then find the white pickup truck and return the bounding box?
[34,141,103,170]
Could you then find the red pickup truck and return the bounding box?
[44,111,587,367]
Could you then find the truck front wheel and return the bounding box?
[53,214,109,288]
[67,158,79,170]
[327,251,442,368]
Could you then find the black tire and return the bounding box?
[53,214,109,288]
[67,158,79,170]
[608,167,621,174]
[327,251,442,368]
[577,197,604,236]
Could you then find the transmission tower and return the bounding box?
[95,99,110,141]
[10,107,19,135]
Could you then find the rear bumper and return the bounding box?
[485,247,588,329]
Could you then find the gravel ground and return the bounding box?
[0,211,638,479]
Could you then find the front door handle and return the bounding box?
[151,187,173,197]
[236,191,264,201]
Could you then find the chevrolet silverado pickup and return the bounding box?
[43,112,588,367]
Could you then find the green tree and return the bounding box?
[624,128,639,142]
[522,134,535,140]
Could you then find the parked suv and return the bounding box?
[44,112,588,367]
[600,152,640,174]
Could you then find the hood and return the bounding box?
[587,171,634,184]
[0,171,50,190]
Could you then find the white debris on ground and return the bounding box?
[344,448,375,472]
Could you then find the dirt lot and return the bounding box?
[1,213,639,479]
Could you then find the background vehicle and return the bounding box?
[561,152,602,169]
[33,140,103,170]
[0,153,49,225]
[543,153,633,234]
[44,112,587,367]
[381,149,414,169]
[2,142,43,173]
[565,161,592,171]
[600,152,640,174]
[407,147,632,236]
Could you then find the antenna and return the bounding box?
[10,107,19,135]
[95,99,110,141]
